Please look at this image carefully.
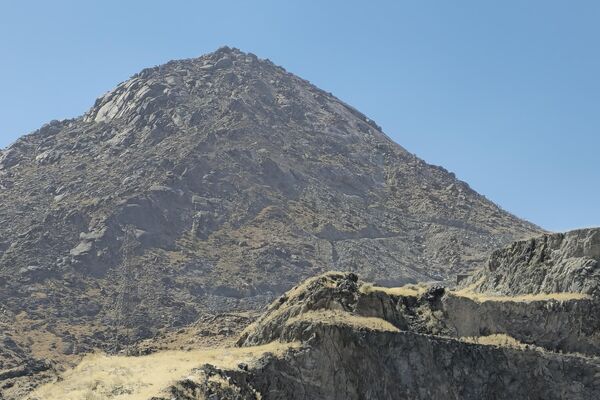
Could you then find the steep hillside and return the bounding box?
[0,46,540,373]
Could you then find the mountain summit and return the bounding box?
[0,47,540,364]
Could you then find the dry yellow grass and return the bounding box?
[238,272,345,339]
[360,282,427,298]
[10,312,96,367]
[454,277,591,303]
[452,289,590,303]
[29,342,298,400]
[286,310,400,332]
[461,334,528,349]
[283,271,343,300]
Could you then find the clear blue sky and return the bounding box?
[1,1,598,232]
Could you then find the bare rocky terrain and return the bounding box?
[467,228,600,296]
[154,241,600,400]
[28,245,599,400]
[0,47,548,398]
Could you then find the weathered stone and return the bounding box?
[214,57,233,69]
[69,241,92,257]
[467,228,600,296]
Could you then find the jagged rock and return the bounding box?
[467,228,600,296]
[238,270,600,356]
[442,293,600,356]
[35,150,61,165]
[0,148,21,170]
[214,56,233,70]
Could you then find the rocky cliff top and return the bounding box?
[465,228,600,296]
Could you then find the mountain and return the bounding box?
[0,47,541,376]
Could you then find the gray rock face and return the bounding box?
[442,294,600,356]
[0,47,540,365]
[467,228,600,296]
[254,326,600,400]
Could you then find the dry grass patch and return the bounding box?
[286,310,400,332]
[461,334,529,350]
[284,271,344,299]
[29,342,298,400]
[452,289,590,303]
[360,282,427,298]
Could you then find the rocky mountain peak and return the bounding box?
[85,46,248,124]
[0,48,542,390]
[80,46,385,152]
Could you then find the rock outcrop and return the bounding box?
[155,270,600,399]
[466,228,600,296]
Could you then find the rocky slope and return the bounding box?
[0,46,541,391]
